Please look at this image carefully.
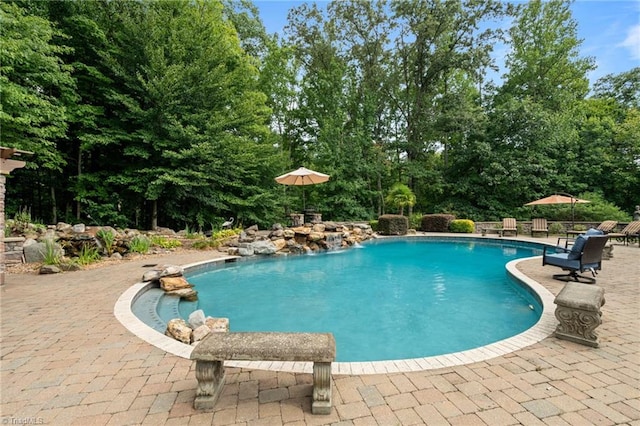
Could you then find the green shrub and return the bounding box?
[409,213,422,229]
[183,225,201,239]
[449,219,475,233]
[192,229,241,250]
[41,238,61,265]
[149,235,182,249]
[192,239,215,250]
[548,222,564,235]
[572,224,587,232]
[377,214,408,235]
[76,244,101,265]
[128,235,150,254]
[96,228,116,256]
[369,220,378,232]
[14,206,31,226]
[421,214,455,232]
[211,229,241,240]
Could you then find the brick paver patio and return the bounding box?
[1,235,638,425]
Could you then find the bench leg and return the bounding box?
[555,303,605,347]
[194,360,225,409]
[312,362,332,415]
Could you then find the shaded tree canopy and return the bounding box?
[2,0,638,230]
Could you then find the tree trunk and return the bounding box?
[151,200,158,230]
[50,185,57,224]
[76,149,82,220]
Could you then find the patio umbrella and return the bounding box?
[275,167,330,211]
[525,194,589,226]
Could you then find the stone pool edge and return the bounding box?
[114,244,557,375]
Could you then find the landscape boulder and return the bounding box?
[166,319,192,344]
[160,276,192,291]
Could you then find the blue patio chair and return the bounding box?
[542,234,609,284]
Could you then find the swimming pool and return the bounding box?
[178,237,545,362]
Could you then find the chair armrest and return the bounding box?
[556,237,576,249]
[544,245,569,256]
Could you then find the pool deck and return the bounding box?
[1,235,638,425]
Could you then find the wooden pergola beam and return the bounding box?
[0,146,33,159]
[0,158,27,175]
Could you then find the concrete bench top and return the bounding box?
[191,332,336,363]
[554,282,605,311]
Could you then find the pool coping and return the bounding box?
[114,237,557,375]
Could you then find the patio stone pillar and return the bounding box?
[1,147,31,286]
[1,174,5,286]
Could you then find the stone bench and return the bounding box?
[190,332,336,414]
[554,282,605,347]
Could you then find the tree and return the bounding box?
[385,183,416,215]
[389,0,507,215]
[93,0,280,229]
[592,67,640,110]
[485,0,596,214]
[498,0,594,110]
[0,2,74,171]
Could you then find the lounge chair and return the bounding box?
[502,218,517,236]
[542,234,609,284]
[566,220,618,237]
[531,218,548,237]
[606,221,640,246]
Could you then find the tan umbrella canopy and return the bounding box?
[525,194,589,225]
[524,194,589,206]
[275,167,330,210]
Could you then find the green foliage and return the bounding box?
[385,184,416,216]
[183,225,202,239]
[377,214,408,235]
[409,213,423,230]
[421,214,455,232]
[41,239,61,265]
[14,206,32,224]
[191,229,240,250]
[573,192,632,222]
[449,219,475,233]
[2,0,637,229]
[96,228,116,256]
[128,236,150,254]
[369,220,378,232]
[0,2,74,171]
[75,243,101,265]
[548,222,564,235]
[149,235,182,249]
[10,207,32,234]
[528,192,631,222]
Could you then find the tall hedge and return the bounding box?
[377,214,408,235]
[421,214,455,232]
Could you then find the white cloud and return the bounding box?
[619,24,640,61]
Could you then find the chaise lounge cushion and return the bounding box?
[544,250,601,271]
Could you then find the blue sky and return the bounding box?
[254,0,640,85]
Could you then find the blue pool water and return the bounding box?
[178,238,543,362]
